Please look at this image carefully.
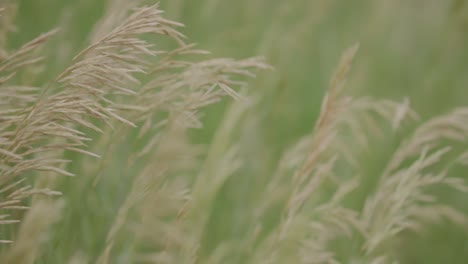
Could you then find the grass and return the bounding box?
[1,0,468,263]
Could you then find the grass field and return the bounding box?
[1,0,468,263]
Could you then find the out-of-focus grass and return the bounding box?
[9,0,468,263]
[161,3,468,262]
[178,2,468,263]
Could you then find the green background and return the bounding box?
[6,0,468,263]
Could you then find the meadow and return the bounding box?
[1,0,468,263]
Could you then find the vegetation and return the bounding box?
[1,0,468,263]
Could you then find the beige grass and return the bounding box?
[1,1,467,263]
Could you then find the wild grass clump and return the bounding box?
[1,1,468,263]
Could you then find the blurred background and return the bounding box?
[14,0,468,148]
[6,0,468,263]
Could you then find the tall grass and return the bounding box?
[1,0,468,263]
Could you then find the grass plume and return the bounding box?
[1,1,468,263]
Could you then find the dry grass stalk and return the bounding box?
[280,44,361,240]
[82,4,269,263]
[362,108,468,255]
[0,29,61,238]
[252,44,435,264]
[0,3,186,242]
[2,1,468,263]
[97,54,268,263]
[89,0,145,43]
[1,199,62,264]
